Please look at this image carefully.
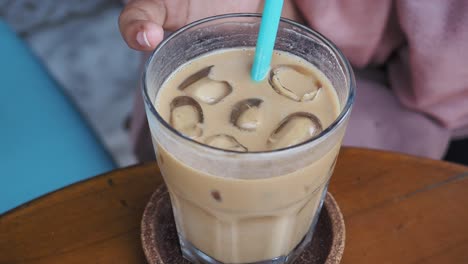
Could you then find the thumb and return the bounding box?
[119,0,167,51]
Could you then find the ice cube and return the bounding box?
[178,66,213,89]
[230,98,263,131]
[205,134,248,152]
[179,65,232,105]
[269,65,322,102]
[170,96,204,138]
[267,112,323,149]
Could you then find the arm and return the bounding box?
[294,0,467,158]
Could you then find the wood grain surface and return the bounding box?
[1,147,467,264]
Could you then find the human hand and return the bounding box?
[119,0,264,51]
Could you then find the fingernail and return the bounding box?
[137,31,151,47]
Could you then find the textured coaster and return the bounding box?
[142,184,345,264]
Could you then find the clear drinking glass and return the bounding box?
[143,14,355,264]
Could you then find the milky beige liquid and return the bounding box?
[154,48,341,263]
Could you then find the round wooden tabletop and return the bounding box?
[1,147,467,264]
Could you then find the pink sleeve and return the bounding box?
[295,0,468,158]
[294,0,398,67]
[389,0,468,130]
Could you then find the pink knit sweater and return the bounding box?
[296,0,468,158]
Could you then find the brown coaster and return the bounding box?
[142,185,345,264]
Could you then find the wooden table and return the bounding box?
[1,148,467,264]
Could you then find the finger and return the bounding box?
[122,20,163,51]
[119,0,167,51]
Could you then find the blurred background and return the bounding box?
[1,0,138,167]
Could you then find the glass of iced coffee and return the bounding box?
[143,14,355,264]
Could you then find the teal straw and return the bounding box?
[251,0,284,82]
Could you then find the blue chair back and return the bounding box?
[0,21,116,214]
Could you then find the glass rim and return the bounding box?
[142,13,356,155]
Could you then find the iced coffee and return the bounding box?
[143,14,355,264]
